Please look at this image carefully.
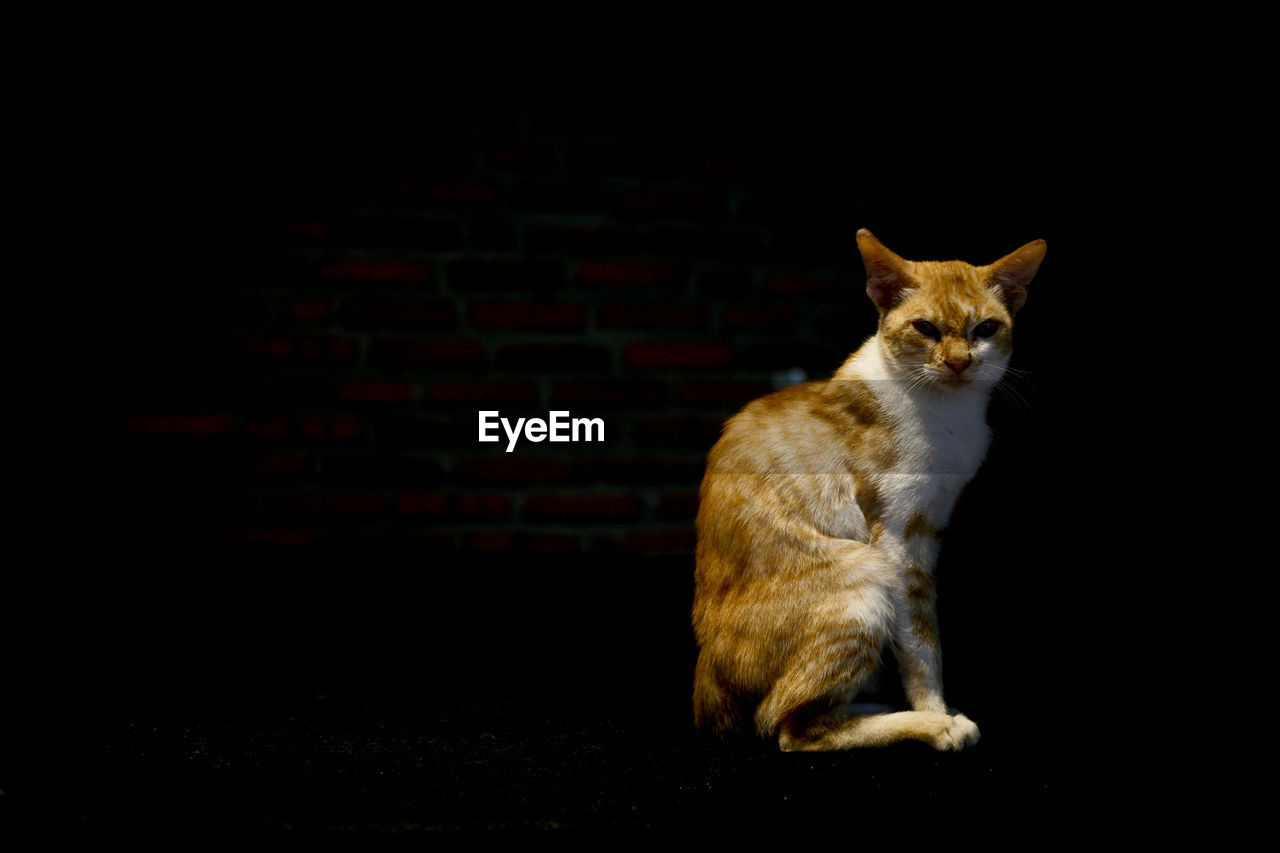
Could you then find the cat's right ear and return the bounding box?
[857,229,912,311]
[985,239,1047,315]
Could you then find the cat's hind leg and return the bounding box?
[778,708,980,752]
[751,559,980,752]
[753,585,895,748]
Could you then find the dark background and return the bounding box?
[11,66,1174,835]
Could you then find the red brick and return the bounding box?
[696,267,752,296]
[722,304,799,331]
[297,415,365,441]
[760,273,844,295]
[252,248,309,284]
[470,301,586,330]
[469,219,517,251]
[736,342,839,372]
[677,380,772,406]
[323,452,444,486]
[265,490,385,517]
[331,492,385,515]
[215,527,316,547]
[523,493,642,523]
[633,415,725,447]
[528,533,578,552]
[454,493,514,519]
[657,489,700,520]
[358,216,463,250]
[395,492,449,517]
[494,343,611,371]
[251,452,313,478]
[211,292,269,328]
[267,178,372,205]
[527,224,643,256]
[122,414,238,437]
[250,528,315,546]
[582,454,705,483]
[284,220,330,240]
[427,380,538,404]
[591,528,697,554]
[649,226,761,260]
[280,298,334,323]
[737,191,845,227]
[337,380,420,403]
[396,492,512,520]
[242,336,358,364]
[321,258,434,285]
[374,415,467,447]
[368,339,487,368]
[509,180,602,214]
[467,532,515,551]
[568,141,681,177]
[447,260,566,291]
[388,181,499,206]
[246,338,293,360]
[338,296,456,329]
[487,142,557,172]
[575,261,687,289]
[329,528,456,551]
[597,303,708,330]
[613,187,725,220]
[693,156,780,179]
[623,341,732,369]
[271,376,334,407]
[248,415,290,439]
[172,414,238,436]
[453,455,572,484]
[547,380,665,407]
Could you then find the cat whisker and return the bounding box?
[992,375,1036,423]
[904,366,935,394]
[888,365,933,394]
[990,363,1036,385]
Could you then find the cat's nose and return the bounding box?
[946,358,972,377]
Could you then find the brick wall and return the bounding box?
[105,81,1052,558]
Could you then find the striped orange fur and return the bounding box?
[692,229,1045,751]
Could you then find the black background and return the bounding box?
[9,58,1184,836]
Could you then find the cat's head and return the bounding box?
[856,229,1045,392]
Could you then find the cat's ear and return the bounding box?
[986,239,1046,315]
[857,229,913,311]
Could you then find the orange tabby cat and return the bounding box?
[692,229,1046,751]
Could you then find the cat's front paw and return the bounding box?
[933,713,980,751]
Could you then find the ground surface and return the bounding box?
[13,692,1086,837]
[7,554,1113,837]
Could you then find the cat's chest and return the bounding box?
[881,407,990,520]
[901,415,988,471]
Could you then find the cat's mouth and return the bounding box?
[899,363,989,391]
[927,366,978,389]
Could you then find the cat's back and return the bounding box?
[703,380,844,475]
[697,377,877,556]
[692,375,889,731]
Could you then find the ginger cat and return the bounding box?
[692,229,1046,751]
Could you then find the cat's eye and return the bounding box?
[912,320,941,340]
[972,319,1001,338]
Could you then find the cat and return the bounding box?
[692,229,1045,751]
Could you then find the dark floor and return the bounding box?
[13,692,1100,837]
[7,552,1125,837]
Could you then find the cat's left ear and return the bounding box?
[985,239,1046,315]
